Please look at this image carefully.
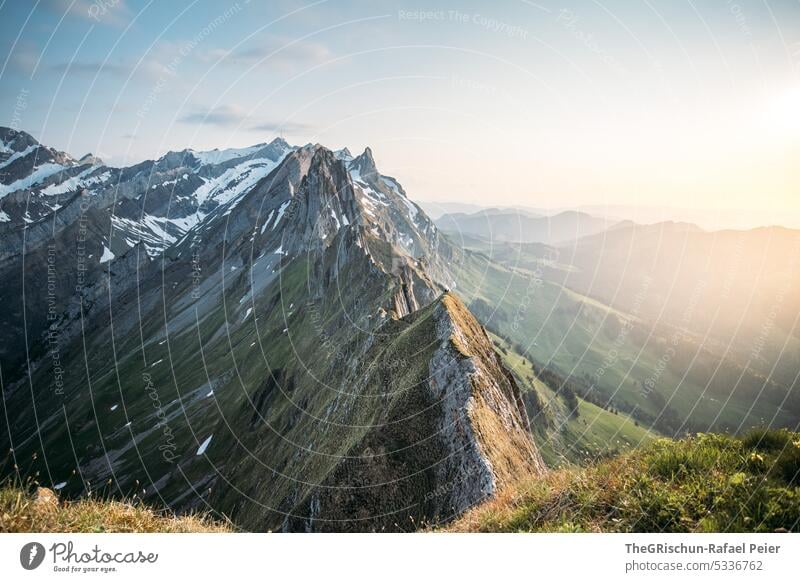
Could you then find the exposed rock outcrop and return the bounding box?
[1,127,543,533]
[283,293,544,532]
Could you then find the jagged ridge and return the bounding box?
[0,127,541,532]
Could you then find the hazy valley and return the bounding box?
[1,126,798,531]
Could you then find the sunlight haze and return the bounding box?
[1,0,798,228]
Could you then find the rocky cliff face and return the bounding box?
[282,293,544,532]
[0,127,543,531]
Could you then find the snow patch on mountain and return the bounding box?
[260,209,275,234]
[99,245,115,263]
[272,200,291,230]
[398,195,420,222]
[196,435,213,455]
[40,168,109,196]
[189,144,267,166]
[112,214,182,256]
[193,156,286,208]
[0,163,67,198]
[0,144,37,170]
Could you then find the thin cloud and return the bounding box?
[8,47,38,76]
[179,105,312,134]
[43,0,133,28]
[250,121,313,133]
[179,105,247,127]
[47,56,166,82]
[200,38,333,71]
[49,60,133,76]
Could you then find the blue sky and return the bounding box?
[1,0,798,224]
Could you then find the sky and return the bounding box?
[1,0,798,228]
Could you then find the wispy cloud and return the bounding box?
[47,54,166,81]
[43,0,133,28]
[7,46,39,76]
[199,37,333,72]
[249,120,313,133]
[49,60,133,76]
[49,36,333,83]
[179,104,247,127]
[179,104,312,135]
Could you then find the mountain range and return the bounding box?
[436,208,618,245]
[0,127,543,531]
[2,126,798,531]
[446,217,800,438]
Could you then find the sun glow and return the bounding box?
[765,87,800,133]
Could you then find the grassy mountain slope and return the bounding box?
[490,333,655,467]
[285,293,544,531]
[0,143,542,532]
[447,429,800,532]
[449,237,800,437]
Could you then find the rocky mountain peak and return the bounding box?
[268,136,290,149]
[77,153,104,166]
[349,146,378,180]
[255,137,293,161]
[0,126,40,151]
[0,128,541,532]
[334,147,353,161]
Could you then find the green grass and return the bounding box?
[558,399,654,462]
[448,429,800,532]
[490,333,654,467]
[449,244,800,437]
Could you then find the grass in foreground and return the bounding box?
[0,484,231,533]
[448,429,800,532]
